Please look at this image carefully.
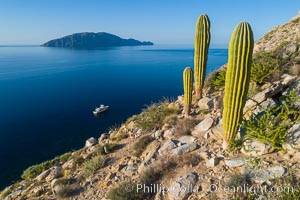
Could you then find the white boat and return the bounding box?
[93,104,109,115]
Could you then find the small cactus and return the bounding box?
[194,14,211,98]
[222,22,254,149]
[183,67,193,117]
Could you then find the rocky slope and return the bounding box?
[254,11,300,56]
[42,32,154,49]
[1,12,300,200]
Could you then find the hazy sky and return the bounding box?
[0,0,299,46]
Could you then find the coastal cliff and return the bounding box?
[42,32,154,49]
[1,12,300,200]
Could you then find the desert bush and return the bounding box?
[128,100,179,131]
[181,154,201,167]
[163,114,178,126]
[0,188,11,199]
[205,68,226,91]
[174,118,199,136]
[133,135,153,157]
[247,81,260,99]
[96,143,118,155]
[81,155,106,178]
[250,51,285,85]
[53,178,81,198]
[224,173,252,188]
[223,173,254,199]
[111,131,129,141]
[242,90,300,150]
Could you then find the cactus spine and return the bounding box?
[194,14,211,98]
[222,22,254,149]
[183,67,193,117]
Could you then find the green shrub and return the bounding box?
[133,135,153,156]
[250,52,284,85]
[128,101,179,131]
[242,90,300,150]
[22,152,72,181]
[96,143,117,155]
[0,188,11,199]
[206,68,226,91]
[224,173,251,189]
[247,81,259,99]
[53,178,80,198]
[111,131,129,141]
[81,155,106,178]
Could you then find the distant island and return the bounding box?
[42,32,154,49]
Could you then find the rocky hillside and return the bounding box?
[1,12,300,200]
[254,11,300,57]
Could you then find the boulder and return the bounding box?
[32,186,44,196]
[247,166,285,184]
[282,74,297,85]
[206,157,219,168]
[177,136,197,144]
[62,159,73,170]
[158,140,177,155]
[284,44,298,57]
[35,169,51,181]
[46,166,64,182]
[192,117,214,136]
[122,164,138,176]
[286,123,300,149]
[163,128,176,139]
[168,173,198,200]
[246,98,277,118]
[98,133,109,143]
[243,79,292,117]
[153,130,163,139]
[241,139,273,156]
[199,151,211,160]
[224,158,245,168]
[170,142,197,156]
[198,97,215,110]
[85,137,97,148]
[51,179,64,195]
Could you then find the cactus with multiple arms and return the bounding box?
[194,14,211,98]
[222,22,254,149]
[183,67,193,117]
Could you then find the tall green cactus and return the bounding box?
[222,22,254,149]
[183,67,193,117]
[194,14,211,98]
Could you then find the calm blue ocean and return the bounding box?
[0,45,227,189]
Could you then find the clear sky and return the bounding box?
[0,0,299,47]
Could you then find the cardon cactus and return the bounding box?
[183,67,193,117]
[222,22,254,149]
[194,14,211,98]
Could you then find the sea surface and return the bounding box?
[0,45,227,189]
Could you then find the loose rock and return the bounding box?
[168,172,198,200]
[192,117,214,136]
[85,137,98,148]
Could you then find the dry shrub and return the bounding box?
[133,135,153,157]
[180,154,202,167]
[174,118,199,137]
